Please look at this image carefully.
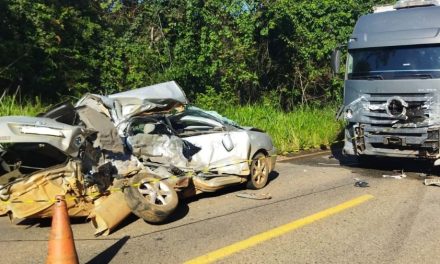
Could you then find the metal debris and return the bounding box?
[236,192,272,200]
[317,162,339,166]
[382,170,407,179]
[418,173,428,178]
[424,178,440,187]
[354,180,369,188]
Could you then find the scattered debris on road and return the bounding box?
[354,178,369,188]
[317,162,339,166]
[424,178,440,187]
[236,192,272,200]
[382,170,407,180]
[418,173,428,178]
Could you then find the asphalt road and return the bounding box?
[2,150,440,263]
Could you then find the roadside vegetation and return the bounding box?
[0,92,46,116]
[195,90,344,153]
[0,0,391,153]
[222,105,344,153]
[1,1,392,105]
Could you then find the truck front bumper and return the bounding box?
[343,123,440,159]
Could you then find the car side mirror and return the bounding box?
[331,48,341,74]
[222,134,234,152]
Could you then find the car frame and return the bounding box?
[77,81,277,191]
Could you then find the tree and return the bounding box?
[0,0,105,99]
[0,0,393,106]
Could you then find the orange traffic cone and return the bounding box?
[46,195,79,264]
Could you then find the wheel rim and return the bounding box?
[138,180,172,206]
[252,157,268,185]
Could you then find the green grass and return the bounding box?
[0,92,47,116]
[221,105,344,154]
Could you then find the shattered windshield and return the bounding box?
[348,44,440,80]
[182,106,239,127]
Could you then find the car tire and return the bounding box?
[124,173,178,223]
[247,152,269,189]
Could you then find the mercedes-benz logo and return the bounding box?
[386,97,408,117]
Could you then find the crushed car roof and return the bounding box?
[109,81,188,105]
[76,81,188,133]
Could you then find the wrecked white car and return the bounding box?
[0,81,276,235]
[76,81,276,191]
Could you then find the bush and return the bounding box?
[194,86,238,112]
[221,104,344,153]
[0,90,47,116]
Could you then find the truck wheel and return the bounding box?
[124,173,178,223]
[247,152,269,189]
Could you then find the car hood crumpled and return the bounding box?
[76,81,188,134]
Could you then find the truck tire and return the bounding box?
[124,173,178,223]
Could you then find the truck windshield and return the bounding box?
[347,45,440,80]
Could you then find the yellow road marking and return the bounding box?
[184,194,374,264]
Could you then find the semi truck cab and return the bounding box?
[333,0,440,164]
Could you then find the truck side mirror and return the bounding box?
[331,49,341,74]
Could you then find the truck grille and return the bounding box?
[354,93,438,155]
[365,93,432,125]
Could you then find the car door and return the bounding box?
[171,113,251,176]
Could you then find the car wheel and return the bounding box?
[124,173,178,223]
[247,152,269,189]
